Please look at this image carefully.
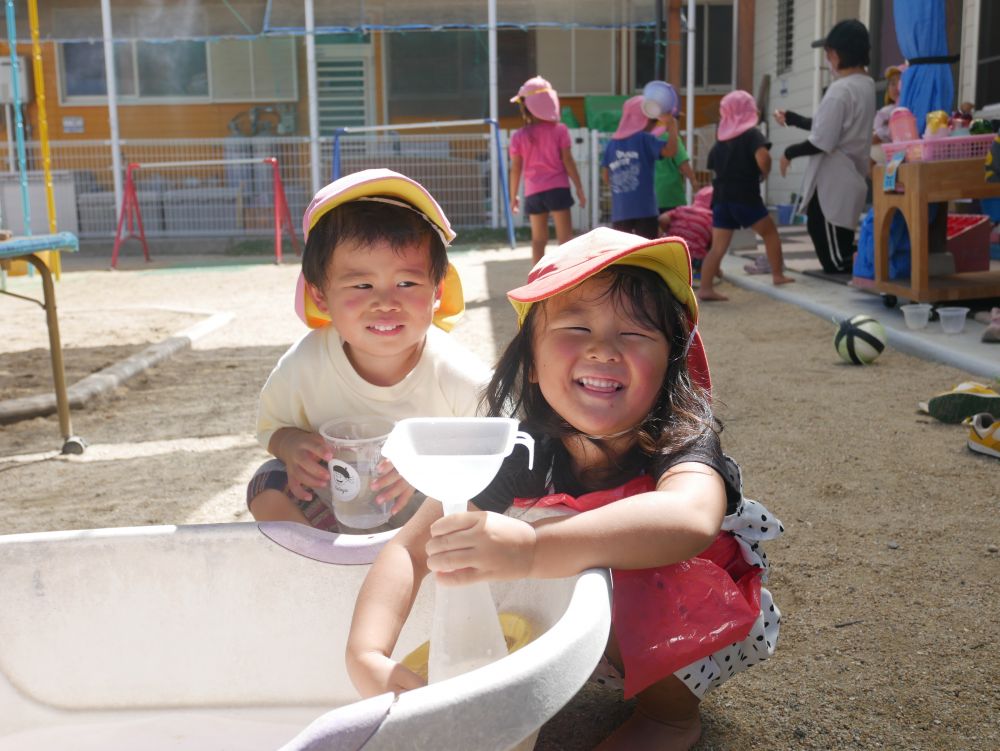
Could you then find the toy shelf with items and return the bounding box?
[871,158,1000,304]
[881,133,994,163]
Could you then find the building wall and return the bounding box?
[2,29,728,146]
[0,41,308,141]
[754,0,826,206]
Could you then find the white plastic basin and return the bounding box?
[0,521,611,751]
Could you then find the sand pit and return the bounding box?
[0,246,997,750]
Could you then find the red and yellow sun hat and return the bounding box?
[507,226,710,390]
[295,168,465,332]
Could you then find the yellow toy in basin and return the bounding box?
[401,613,534,682]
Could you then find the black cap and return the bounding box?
[811,18,870,51]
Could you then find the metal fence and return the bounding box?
[0,131,711,240]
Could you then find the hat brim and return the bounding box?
[810,37,827,49]
[507,230,698,328]
[303,169,456,244]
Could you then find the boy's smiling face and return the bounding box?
[308,235,440,386]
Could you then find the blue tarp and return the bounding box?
[894,0,955,135]
[854,0,954,280]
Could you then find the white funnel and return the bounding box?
[381,418,536,685]
[382,418,534,515]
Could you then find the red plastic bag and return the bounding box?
[612,532,762,698]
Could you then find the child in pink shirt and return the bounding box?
[508,76,587,264]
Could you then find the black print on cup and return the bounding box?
[329,460,362,502]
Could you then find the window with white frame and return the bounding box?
[776,0,794,75]
[59,38,296,104]
[634,3,733,91]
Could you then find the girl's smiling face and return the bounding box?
[531,274,670,441]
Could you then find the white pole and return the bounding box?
[812,0,824,113]
[590,129,599,230]
[488,0,499,229]
[305,0,321,194]
[99,0,122,225]
[685,0,695,205]
[731,0,739,90]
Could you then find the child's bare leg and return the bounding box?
[596,630,702,751]
[529,212,550,264]
[249,489,311,525]
[751,215,795,286]
[552,208,574,245]
[697,227,734,301]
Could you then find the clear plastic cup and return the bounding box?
[937,306,970,334]
[319,416,395,532]
[900,303,932,330]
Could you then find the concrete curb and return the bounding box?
[719,255,1000,381]
[0,311,233,424]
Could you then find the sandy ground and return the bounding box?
[1,244,999,750]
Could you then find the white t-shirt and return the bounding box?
[800,72,876,229]
[256,325,492,449]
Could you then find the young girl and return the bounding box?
[347,227,782,750]
[698,90,795,301]
[602,95,680,240]
[508,76,587,264]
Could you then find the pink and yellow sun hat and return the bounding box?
[511,76,561,123]
[717,89,760,142]
[507,226,710,391]
[295,168,465,332]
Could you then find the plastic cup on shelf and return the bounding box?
[936,306,970,334]
[900,303,932,330]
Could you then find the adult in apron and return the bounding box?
[776,19,876,274]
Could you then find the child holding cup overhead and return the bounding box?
[247,169,491,533]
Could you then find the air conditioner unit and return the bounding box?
[0,57,31,104]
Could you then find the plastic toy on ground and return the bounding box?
[0,521,611,751]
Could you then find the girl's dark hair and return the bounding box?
[483,265,717,489]
[302,199,448,288]
[517,100,535,125]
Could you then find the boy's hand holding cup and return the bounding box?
[271,428,334,502]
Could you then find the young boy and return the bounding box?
[601,95,679,240]
[247,169,491,532]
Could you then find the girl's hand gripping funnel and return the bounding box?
[381,418,535,684]
[382,418,535,515]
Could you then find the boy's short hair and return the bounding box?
[301,199,449,289]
